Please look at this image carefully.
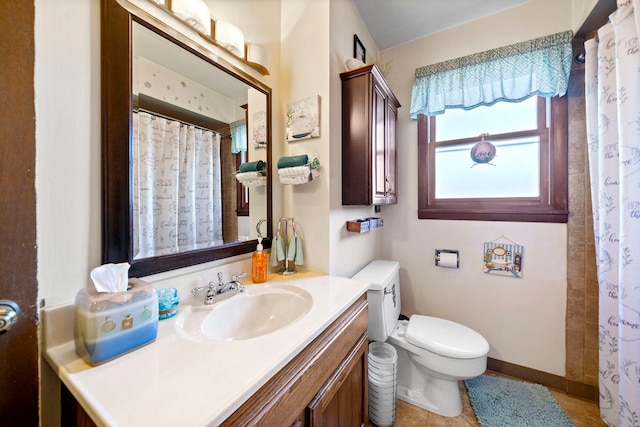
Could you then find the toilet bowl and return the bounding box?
[353,260,489,417]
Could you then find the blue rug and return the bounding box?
[464,375,574,427]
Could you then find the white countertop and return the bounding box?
[43,275,368,427]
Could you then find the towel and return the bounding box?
[270,231,286,266]
[286,235,304,265]
[295,236,304,265]
[309,157,320,169]
[239,160,266,173]
[277,155,308,169]
[235,171,262,182]
[276,234,285,261]
[287,236,296,261]
[277,166,309,177]
[270,233,279,266]
[278,166,320,185]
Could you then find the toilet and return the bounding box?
[353,260,489,417]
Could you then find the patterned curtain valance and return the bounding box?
[230,118,247,154]
[409,30,573,118]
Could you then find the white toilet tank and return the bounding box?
[352,260,401,342]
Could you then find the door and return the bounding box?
[307,335,368,426]
[0,1,40,426]
[372,84,387,205]
[385,100,398,204]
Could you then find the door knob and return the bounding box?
[0,300,21,333]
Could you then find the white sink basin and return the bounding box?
[175,284,313,342]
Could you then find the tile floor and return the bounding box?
[367,372,606,427]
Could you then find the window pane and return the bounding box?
[435,97,538,141]
[435,136,540,199]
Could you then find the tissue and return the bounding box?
[74,276,159,365]
[90,262,130,293]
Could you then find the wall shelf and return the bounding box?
[346,217,383,233]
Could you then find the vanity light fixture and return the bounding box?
[144,0,268,75]
[170,0,211,36]
[246,43,270,75]
[215,20,245,58]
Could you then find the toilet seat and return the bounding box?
[406,315,489,359]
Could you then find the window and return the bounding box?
[235,151,249,216]
[417,96,568,223]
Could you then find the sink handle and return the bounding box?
[192,281,216,294]
[231,272,247,282]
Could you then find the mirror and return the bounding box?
[102,0,272,277]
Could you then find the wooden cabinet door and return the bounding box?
[307,334,368,427]
[372,84,388,206]
[341,65,400,207]
[222,296,368,427]
[341,69,372,206]
[385,100,398,204]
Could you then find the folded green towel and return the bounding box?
[277,155,308,169]
[239,160,265,173]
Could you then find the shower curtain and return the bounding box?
[132,111,223,259]
[584,1,640,426]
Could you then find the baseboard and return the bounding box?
[487,357,598,402]
[567,379,599,402]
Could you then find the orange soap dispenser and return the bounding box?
[252,237,268,283]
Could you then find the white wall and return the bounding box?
[35,0,102,309]
[278,0,331,273]
[327,0,383,278]
[380,0,573,375]
[35,1,100,423]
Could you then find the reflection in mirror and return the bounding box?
[132,23,268,259]
[102,0,271,277]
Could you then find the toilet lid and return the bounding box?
[406,315,489,359]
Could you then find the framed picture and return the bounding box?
[353,34,366,62]
[482,240,524,279]
[286,95,320,142]
[252,110,266,148]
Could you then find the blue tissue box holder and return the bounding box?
[74,278,158,365]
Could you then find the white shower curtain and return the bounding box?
[584,1,640,426]
[132,111,223,259]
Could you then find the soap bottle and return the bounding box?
[252,237,267,283]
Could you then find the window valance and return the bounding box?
[409,30,573,118]
[230,118,247,153]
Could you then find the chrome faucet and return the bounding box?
[192,272,246,305]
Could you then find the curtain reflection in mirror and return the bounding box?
[230,119,247,154]
[132,111,223,259]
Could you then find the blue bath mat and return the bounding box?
[464,375,574,427]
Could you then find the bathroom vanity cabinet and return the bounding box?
[61,295,369,427]
[221,294,369,426]
[341,64,400,206]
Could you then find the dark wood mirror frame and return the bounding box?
[101,0,272,277]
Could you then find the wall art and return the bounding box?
[353,34,366,62]
[483,237,524,278]
[286,95,320,142]
[252,110,266,148]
